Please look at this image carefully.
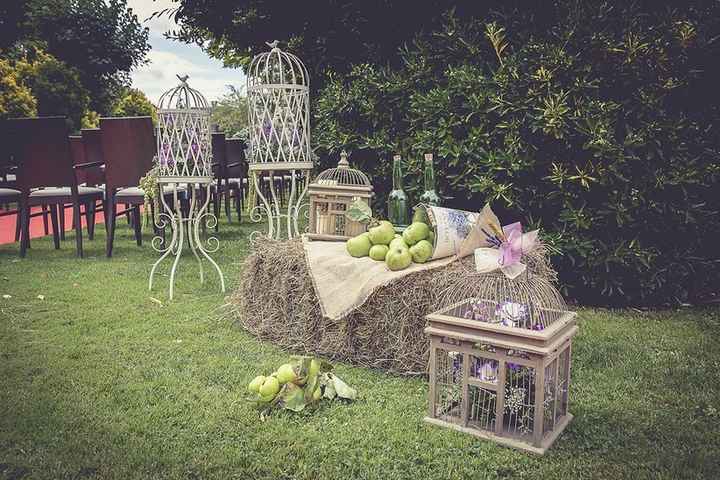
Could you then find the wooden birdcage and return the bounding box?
[306,151,373,241]
[425,273,577,454]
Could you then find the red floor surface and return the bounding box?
[0,206,105,246]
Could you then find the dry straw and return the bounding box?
[229,238,558,375]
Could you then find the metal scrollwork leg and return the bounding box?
[149,182,225,300]
[249,167,312,240]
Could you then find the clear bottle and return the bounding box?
[387,154,410,229]
[419,153,441,207]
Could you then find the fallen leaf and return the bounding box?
[149,297,163,306]
[37,295,45,300]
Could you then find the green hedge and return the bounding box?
[313,2,720,306]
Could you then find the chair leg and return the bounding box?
[86,200,96,240]
[73,202,83,258]
[59,204,66,240]
[14,209,21,242]
[234,188,242,222]
[19,200,30,258]
[239,184,244,222]
[50,204,60,250]
[213,186,220,232]
[42,205,49,235]
[224,186,232,223]
[106,199,116,257]
[133,205,142,246]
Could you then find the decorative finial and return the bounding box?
[338,150,350,168]
[266,40,280,49]
[177,74,189,84]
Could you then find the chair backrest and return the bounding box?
[99,116,155,190]
[6,116,75,192]
[69,135,87,184]
[211,133,227,177]
[225,138,247,179]
[80,128,106,186]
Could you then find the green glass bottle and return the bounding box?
[419,153,441,206]
[387,154,410,229]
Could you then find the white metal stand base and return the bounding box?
[249,167,311,241]
[149,181,225,300]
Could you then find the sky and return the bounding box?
[126,0,245,103]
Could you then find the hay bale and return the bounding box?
[229,238,557,376]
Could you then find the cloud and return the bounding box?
[127,0,177,33]
[126,0,245,102]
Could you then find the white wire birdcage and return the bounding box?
[156,75,213,180]
[247,41,311,166]
[149,74,224,300]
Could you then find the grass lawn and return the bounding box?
[1,217,719,480]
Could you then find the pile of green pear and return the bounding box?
[247,356,357,413]
[346,219,435,271]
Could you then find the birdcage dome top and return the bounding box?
[313,151,371,187]
[248,41,309,90]
[158,75,210,111]
[439,272,572,331]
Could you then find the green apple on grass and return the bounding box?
[248,375,266,393]
[276,363,297,384]
[409,239,433,263]
[369,244,389,261]
[259,376,280,397]
[386,245,413,271]
[346,232,372,257]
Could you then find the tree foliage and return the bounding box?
[0,58,37,118]
[210,85,248,138]
[173,0,530,91]
[312,2,720,306]
[112,88,157,124]
[3,0,150,113]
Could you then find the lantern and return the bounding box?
[149,75,225,300]
[424,273,577,454]
[246,41,313,239]
[307,151,373,240]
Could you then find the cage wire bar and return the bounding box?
[148,74,225,300]
[247,41,313,240]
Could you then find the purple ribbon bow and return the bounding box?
[498,222,523,267]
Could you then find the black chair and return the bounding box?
[8,116,104,257]
[225,138,247,222]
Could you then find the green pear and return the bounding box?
[346,232,372,257]
[386,245,413,271]
[248,375,266,393]
[413,207,429,224]
[369,244,389,261]
[312,385,322,401]
[276,363,297,384]
[258,376,280,397]
[402,222,430,246]
[308,358,321,378]
[389,237,409,250]
[368,220,395,245]
[409,239,433,263]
